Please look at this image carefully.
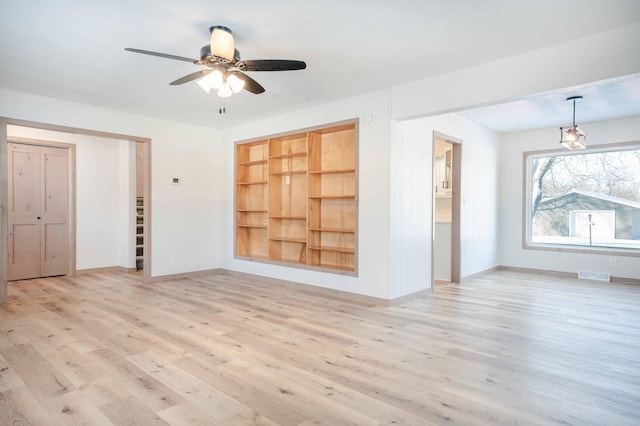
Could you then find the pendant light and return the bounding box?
[560,96,587,150]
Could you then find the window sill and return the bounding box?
[523,242,640,257]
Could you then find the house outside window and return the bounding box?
[524,143,640,253]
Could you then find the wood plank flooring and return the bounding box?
[1,270,639,425]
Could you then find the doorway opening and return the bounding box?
[1,117,152,304]
[432,131,461,286]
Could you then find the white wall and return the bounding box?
[1,88,223,277]
[75,136,121,269]
[499,115,640,280]
[389,119,433,297]
[389,113,500,297]
[221,90,392,299]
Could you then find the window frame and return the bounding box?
[522,140,640,257]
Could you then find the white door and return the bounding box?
[8,142,69,280]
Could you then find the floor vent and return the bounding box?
[578,271,611,282]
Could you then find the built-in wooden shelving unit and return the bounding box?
[136,197,144,270]
[235,120,357,274]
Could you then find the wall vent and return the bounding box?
[578,271,611,282]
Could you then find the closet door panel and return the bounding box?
[7,143,42,280]
[41,147,69,276]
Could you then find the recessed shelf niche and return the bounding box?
[235,120,358,274]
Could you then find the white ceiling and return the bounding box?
[456,74,640,133]
[1,0,640,131]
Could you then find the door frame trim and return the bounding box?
[0,117,152,304]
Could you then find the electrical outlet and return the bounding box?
[170,257,176,266]
[609,258,616,267]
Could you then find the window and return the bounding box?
[524,143,640,253]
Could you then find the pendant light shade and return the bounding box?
[209,26,235,62]
[560,96,587,150]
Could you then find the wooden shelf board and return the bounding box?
[269,152,307,159]
[308,227,355,233]
[237,209,268,212]
[237,181,268,185]
[270,216,307,220]
[237,159,267,166]
[269,170,307,176]
[308,169,356,175]
[308,246,355,253]
[309,195,356,199]
[237,224,268,229]
[269,237,307,243]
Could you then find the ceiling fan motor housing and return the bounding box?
[200,45,241,63]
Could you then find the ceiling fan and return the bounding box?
[125,25,306,112]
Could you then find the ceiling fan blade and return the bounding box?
[232,71,265,94]
[125,48,198,63]
[240,59,306,72]
[170,69,213,85]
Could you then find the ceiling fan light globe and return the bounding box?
[196,78,212,94]
[217,84,233,98]
[227,74,245,93]
[205,70,224,89]
[210,26,235,61]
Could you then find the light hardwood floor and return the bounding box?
[1,270,639,425]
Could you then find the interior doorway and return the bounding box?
[1,117,152,304]
[432,131,461,286]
